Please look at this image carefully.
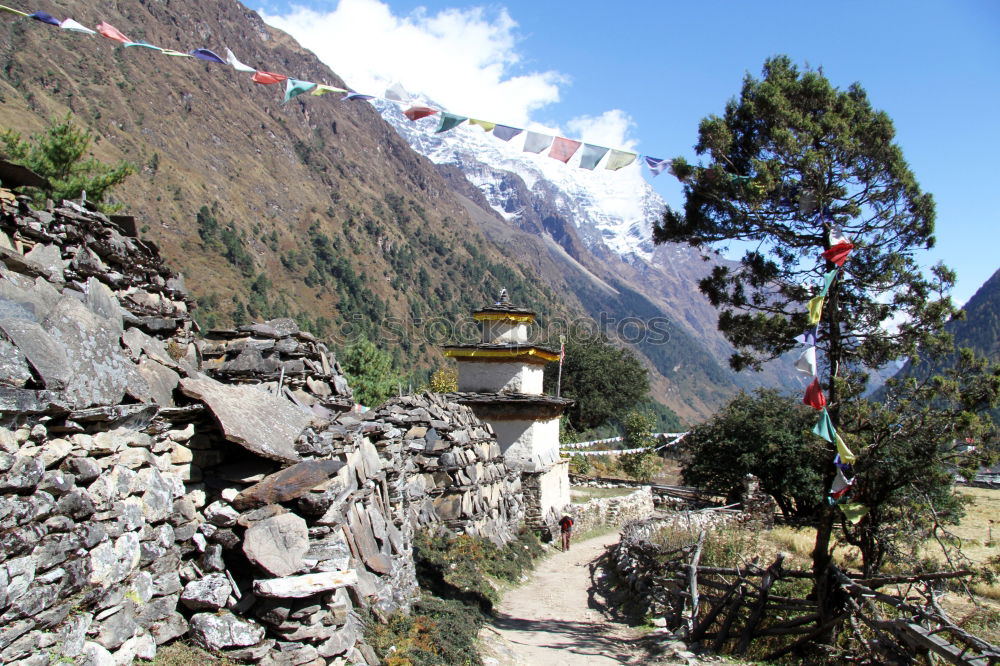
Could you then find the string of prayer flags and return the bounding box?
[492,124,523,142]
[435,112,467,134]
[579,144,610,170]
[644,156,671,176]
[606,150,637,171]
[312,84,348,96]
[468,119,495,132]
[60,18,95,34]
[840,502,868,524]
[284,78,316,103]
[807,295,825,325]
[523,131,553,154]
[29,10,59,26]
[794,346,817,375]
[403,106,437,121]
[803,377,827,410]
[225,48,256,73]
[190,48,226,64]
[96,21,130,43]
[822,241,854,267]
[549,137,581,163]
[252,71,287,85]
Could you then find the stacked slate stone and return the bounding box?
[0,193,196,342]
[199,319,353,418]
[349,393,525,545]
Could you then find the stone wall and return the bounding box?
[0,194,527,664]
[569,486,655,536]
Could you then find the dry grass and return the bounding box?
[137,642,236,666]
[570,486,636,503]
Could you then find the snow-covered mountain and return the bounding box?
[375,99,802,420]
[376,100,660,263]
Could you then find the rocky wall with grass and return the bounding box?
[569,486,655,536]
[0,194,526,665]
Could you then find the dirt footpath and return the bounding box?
[480,530,653,665]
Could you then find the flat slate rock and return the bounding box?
[43,296,131,408]
[179,375,311,464]
[0,317,71,389]
[136,358,179,406]
[243,513,309,577]
[252,570,358,598]
[232,459,345,511]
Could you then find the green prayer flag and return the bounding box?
[819,269,838,297]
[284,78,317,103]
[812,408,836,442]
[579,144,610,170]
[840,503,868,524]
[807,295,824,325]
[435,112,467,133]
[0,4,29,16]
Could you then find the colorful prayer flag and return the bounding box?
[384,82,409,102]
[190,48,226,64]
[605,150,637,171]
[311,85,348,96]
[835,432,857,465]
[795,326,818,347]
[820,268,838,297]
[343,92,375,102]
[96,21,131,44]
[123,42,163,51]
[284,78,317,103]
[840,502,868,524]
[644,156,671,176]
[794,346,817,376]
[403,106,438,121]
[0,5,29,17]
[579,144,610,170]
[807,295,825,325]
[830,468,853,499]
[59,18,96,34]
[812,408,836,442]
[549,137,582,163]
[29,11,60,26]
[492,124,523,142]
[225,48,256,73]
[252,71,287,85]
[803,377,827,410]
[436,112,467,133]
[523,131,553,154]
[822,242,854,267]
[468,119,496,132]
[159,49,192,57]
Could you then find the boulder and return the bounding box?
[189,611,266,651]
[243,513,309,577]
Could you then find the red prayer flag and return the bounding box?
[549,137,582,163]
[96,21,131,43]
[821,241,854,267]
[252,71,288,85]
[803,377,827,410]
[403,106,438,121]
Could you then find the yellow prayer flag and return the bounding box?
[840,503,868,524]
[469,119,496,132]
[312,85,348,96]
[807,295,824,325]
[835,432,857,465]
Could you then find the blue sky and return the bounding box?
[260,0,1000,307]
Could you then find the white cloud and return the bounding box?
[259,0,566,127]
[566,110,639,152]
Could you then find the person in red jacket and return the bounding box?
[559,514,574,552]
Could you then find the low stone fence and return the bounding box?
[569,486,655,536]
